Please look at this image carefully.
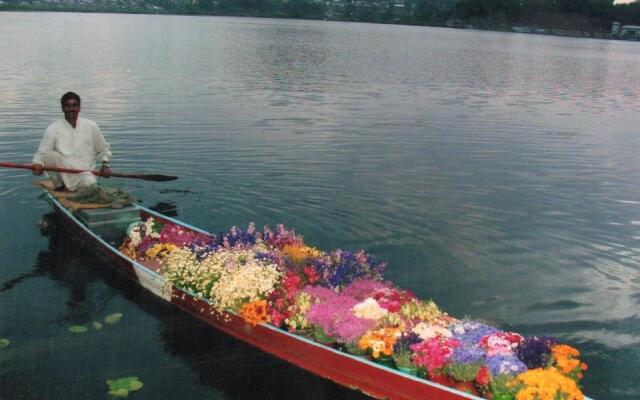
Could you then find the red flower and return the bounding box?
[283,271,302,300]
[303,265,319,285]
[475,366,489,386]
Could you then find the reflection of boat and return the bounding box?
[42,188,586,400]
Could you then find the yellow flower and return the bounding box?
[510,369,584,400]
[146,243,178,260]
[282,244,323,265]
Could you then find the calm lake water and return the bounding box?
[1,11,639,400]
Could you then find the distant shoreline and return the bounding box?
[1,5,638,43]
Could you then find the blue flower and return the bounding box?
[486,354,527,377]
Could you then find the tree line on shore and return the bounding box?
[3,0,640,33]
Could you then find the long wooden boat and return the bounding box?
[42,189,593,400]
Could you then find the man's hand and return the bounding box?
[100,164,112,178]
[32,163,44,176]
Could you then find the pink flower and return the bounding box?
[341,279,392,300]
[411,337,461,372]
[479,332,524,356]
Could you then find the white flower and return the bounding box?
[353,298,388,320]
[412,322,452,340]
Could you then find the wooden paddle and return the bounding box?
[0,162,178,182]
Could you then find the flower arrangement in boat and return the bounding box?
[262,224,303,249]
[516,336,558,369]
[120,218,590,400]
[480,332,525,356]
[447,346,487,381]
[411,320,452,341]
[508,368,584,400]
[312,249,386,289]
[240,300,270,326]
[392,332,422,371]
[352,298,389,320]
[281,244,323,267]
[451,319,500,346]
[145,242,178,260]
[305,289,377,345]
[210,256,282,311]
[370,286,416,313]
[358,327,402,359]
[550,344,588,382]
[267,270,303,329]
[485,354,527,398]
[283,291,313,332]
[411,336,460,375]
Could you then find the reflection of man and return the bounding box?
[32,92,112,191]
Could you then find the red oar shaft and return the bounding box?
[0,161,102,176]
[0,161,177,182]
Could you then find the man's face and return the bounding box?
[62,99,80,121]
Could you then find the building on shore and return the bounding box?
[612,22,640,40]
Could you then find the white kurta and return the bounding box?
[33,117,112,191]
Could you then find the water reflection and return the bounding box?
[0,208,369,400]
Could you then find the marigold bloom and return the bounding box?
[241,300,270,325]
[510,368,584,400]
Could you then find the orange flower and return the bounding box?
[358,328,401,358]
[552,344,580,359]
[550,344,587,382]
[240,300,270,326]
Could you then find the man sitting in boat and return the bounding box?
[32,92,112,191]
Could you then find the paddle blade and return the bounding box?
[139,174,178,182]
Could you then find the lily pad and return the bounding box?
[93,321,103,330]
[0,338,10,348]
[105,313,123,324]
[106,376,143,398]
[108,388,129,398]
[68,325,88,333]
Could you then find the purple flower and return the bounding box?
[393,332,423,354]
[311,249,386,289]
[516,336,558,369]
[452,346,486,365]
[262,224,303,248]
[450,319,499,346]
[187,234,219,260]
[485,354,527,377]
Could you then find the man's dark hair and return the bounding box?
[60,92,81,106]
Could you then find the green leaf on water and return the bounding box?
[93,321,103,330]
[106,376,143,398]
[128,380,143,391]
[105,313,123,324]
[68,325,88,333]
[0,338,10,348]
[108,388,129,398]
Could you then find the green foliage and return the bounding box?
[105,313,123,324]
[68,325,89,333]
[446,361,483,382]
[106,377,144,398]
[0,338,10,349]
